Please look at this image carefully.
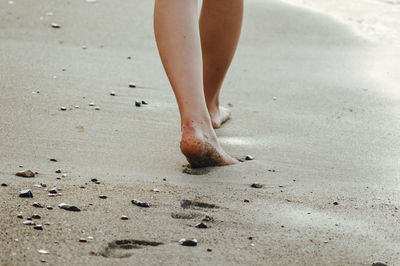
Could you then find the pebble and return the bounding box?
[135,100,141,107]
[17,213,23,219]
[91,178,98,183]
[62,174,67,177]
[33,202,43,208]
[60,106,67,111]
[110,92,116,96]
[58,203,81,212]
[131,199,150,208]
[152,188,160,193]
[75,105,80,109]
[23,220,35,225]
[195,222,208,229]
[47,206,53,210]
[88,236,94,241]
[55,170,61,173]
[82,46,87,50]
[32,214,41,219]
[19,189,33,198]
[244,199,250,203]
[51,23,61,28]
[141,100,148,105]
[99,195,107,199]
[1,183,7,187]
[95,106,100,110]
[19,165,23,168]
[251,183,263,189]
[38,249,49,254]
[48,187,57,194]
[333,202,339,205]
[34,225,43,230]
[179,238,197,247]
[50,158,58,162]
[16,170,35,178]
[129,82,136,88]
[79,238,87,243]
[121,215,129,220]
[245,155,254,161]
[372,262,388,266]
[89,102,95,106]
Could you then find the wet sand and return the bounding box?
[1,0,400,265]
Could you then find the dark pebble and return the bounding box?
[34,225,43,230]
[47,206,53,210]
[79,238,87,243]
[48,188,57,194]
[55,170,61,173]
[333,202,339,205]
[251,183,263,189]
[131,199,150,208]
[91,178,98,183]
[58,203,81,212]
[135,100,141,107]
[51,23,61,28]
[179,238,197,247]
[248,237,253,240]
[195,222,208,229]
[245,155,254,161]
[129,83,136,88]
[33,202,43,208]
[1,183,7,187]
[207,248,212,252]
[141,100,148,105]
[99,195,107,199]
[50,158,58,162]
[19,189,33,198]
[56,177,61,180]
[17,214,23,219]
[372,262,388,266]
[32,214,41,219]
[127,56,131,59]
[244,199,250,203]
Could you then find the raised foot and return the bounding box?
[180,124,238,168]
[210,106,232,129]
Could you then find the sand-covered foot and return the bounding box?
[209,106,232,129]
[180,123,238,168]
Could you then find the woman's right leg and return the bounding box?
[153,0,238,168]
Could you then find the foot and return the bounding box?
[209,106,232,129]
[180,121,238,168]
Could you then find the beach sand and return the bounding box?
[1,0,399,265]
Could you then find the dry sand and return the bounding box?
[1,0,400,265]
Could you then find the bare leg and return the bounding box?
[154,0,238,168]
[200,0,244,128]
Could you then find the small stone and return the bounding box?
[62,174,67,177]
[75,105,80,109]
[244,199,250,203]
[33,202,43,208]
[333,202,339,205]
[131,199,150,208]
[121,215,129,220]
[89,102,95,106]
[56,177,61,180]
[179,238,197,247]
[32,214,41,219]
[141,100,148,105]
[273,97,277,100]
[34,225,43,230]
[17,213,23,219]
[19,189,33,198]
[95,106,100,110]
[55,170,61,173]
[38,249,49,254]
[135,100,141,107]
[250,243,255,247]
[248,237,253,240]
[48,187,57,194]
[162,178,166,181]
[82,46,87,50]
[202,216,213,222]
[41,183,47,187]
[19,165,23,168]
[23,220,35,225]
[60,106,67,111]
[110,92,116,96]
[99,195,107,199]
[245,155,254,161]
[1,183,7,187]
[79,238,87,243]
[91,178,98,183]
[58,203,80,212]
[207,248,212,252]
[16,170,35,178]
[323,241,329,243]
[195,222,208,229]
[129,83,136,88]
[152,188,160,193]
[44,222,50,226]
[51,23,61,28]
[127,56,131,59]
[372,262,388,266]
[88,236,94,241]
[47,206,53,210]
[50,158,58,162]
[251,183,263,189]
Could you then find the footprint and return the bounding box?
[170,211,203,219]
[180,200,219,209]
[182,165,211,175]
[100,239,163,258]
